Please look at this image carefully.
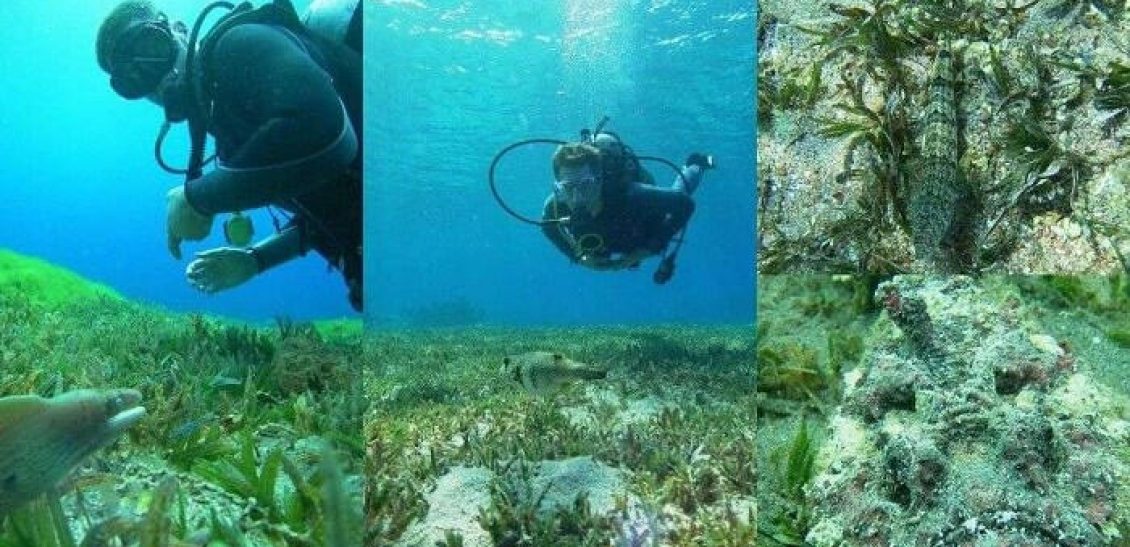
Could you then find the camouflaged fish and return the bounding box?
[910,47,977,273]
[502,352,607,393]
[0,388,146,515]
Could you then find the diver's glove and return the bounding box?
[186,247,258,294]
[166,186,215,260]
[685,153,715,170]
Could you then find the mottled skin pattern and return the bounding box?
[502,352,607,394]
[910,49,976,273]
[911,50,959,271]
[0,389,145,515]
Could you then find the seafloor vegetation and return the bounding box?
[0,249,363,546]
[364,325,756,546]
[757,274,1130,545]
[758,0,1128,274]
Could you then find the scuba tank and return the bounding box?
[303,0,362,52]
[153,0,361,248]
[155,0,360,176]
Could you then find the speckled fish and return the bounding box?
[502,352,607,393]
[0,388,146,515]
[910,46,977,273]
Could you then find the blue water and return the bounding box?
[0,0,354,321]
[366,0,756,327]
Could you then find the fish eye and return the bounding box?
[105,393,129,414]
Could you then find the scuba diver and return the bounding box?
[489,119,713,284]
[95,0,364,311]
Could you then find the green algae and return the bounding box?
[476,459,617,545]
[0,253,363,546]
[756,276,869,546]
[1016,274,1130,351]
[758,275,1130,545]
[756,276,873,417]
[1108,328,1130,348]
[758,342,828,407]
[758,0,1129,274]
[364,325,755,545]
[759,419,820,546]
[313,318,363,342]
[0,248,120,308]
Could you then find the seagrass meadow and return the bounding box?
[756,274,1130,545]
[758,0,1128,274]
[0,249,364,546]
[363,325,757,546]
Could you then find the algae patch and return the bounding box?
[0,253,363,545]
[365,325,756,545]
[0,248,121,308]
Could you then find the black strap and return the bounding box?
[344,1,362,54]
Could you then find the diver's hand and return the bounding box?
[685,153,715,170]
[186,247,258,293]
[166,186,214,260]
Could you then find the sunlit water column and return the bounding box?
[561,0,638,123]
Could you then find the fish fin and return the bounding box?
[0,395,49,426]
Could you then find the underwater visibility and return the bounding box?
[366,326,757,545]
[0,249,364,544]
[755,1,1130,544]
[366,0,756,327]
[758,0,1129,275]
[757,275,1130,544]
[0,0,362,321]
[364,0,757,545]
[0,0,365,544]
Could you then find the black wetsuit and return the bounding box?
[182,16,363,310]
[542,164,703,261]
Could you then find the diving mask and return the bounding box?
[554,165,602,214]
[109,18,178,100]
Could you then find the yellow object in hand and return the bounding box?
[223,212,254,247]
